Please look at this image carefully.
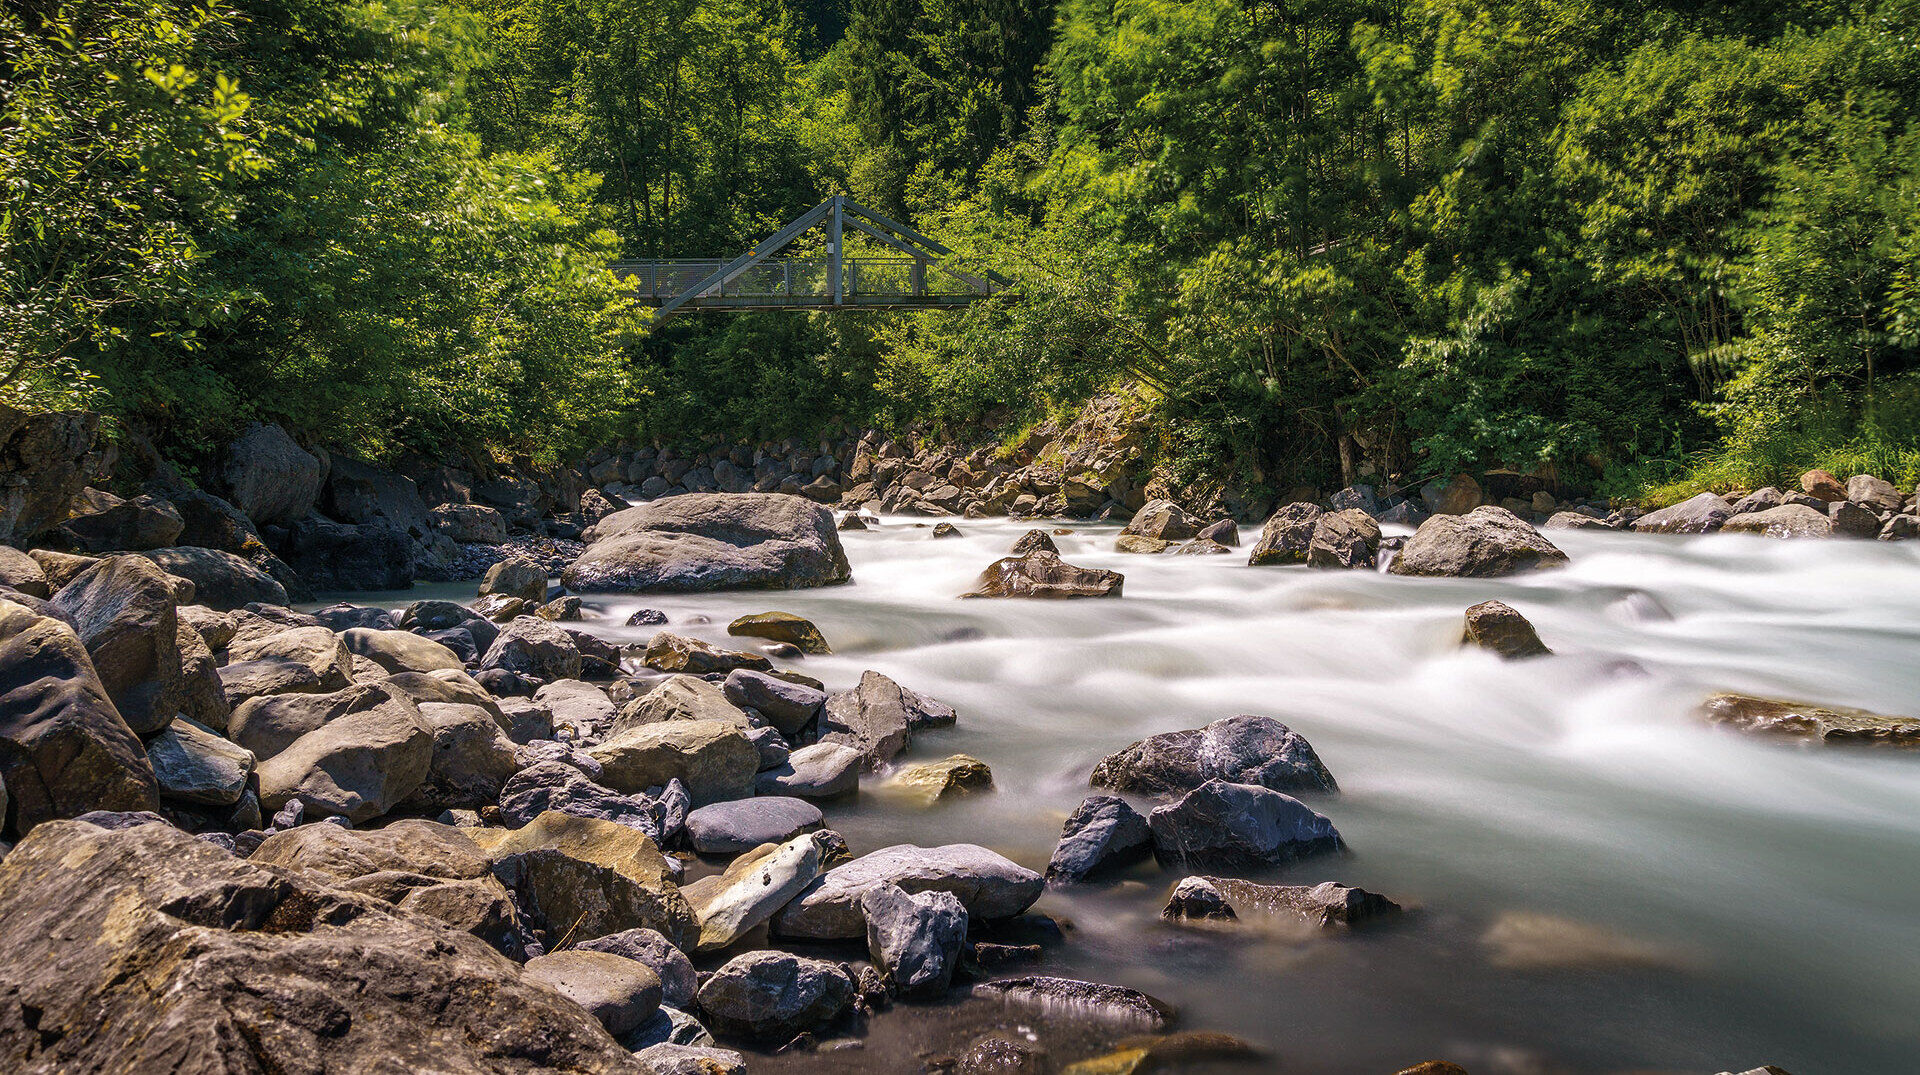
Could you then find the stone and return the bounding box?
[1307,508,1381,569]
[1462,599,1552,658]
[1722,504,1834,538]
[281,515,413,591]
[48,553,184,735]
[1247,502,1323,565]
[627,608,670,626]
[0,819,650,1073]
[961,550,1123,599]
[0,407,97,546]
[51,489,184,552]
[1010,529,1058,555]
[695,951,856,1041]
[682,832,830,952]
[617,674,751,731]
[1829,499,1880,538]
[1146,780,1343,871]
[467,810,696,949]
[932,521,962,537]
[1161,875,1237,921]
[537,678,619,735]
[722,669,824,735]
[312,602,397,631]
[957,1037,1051,1073]
[575,928,699,1009]
[1731,487,1783,515]
[255,693,433,823]
[727,611,831,654]
[685,796,823,855]
[633,1044,747,1074]
[480,556,549,604]
[1631,491,1733,535]
[475,593,531,621]
[1421,473,1483,515]
[27,548,98,590]
[1545,510,1613,530]
[1163,876,1401,930]
[523,950,663,1037]
[879,754,993,807]
[1121,499,1201,542]
[643,632,771,675]
[1881,514,1920,540]
[1699,692,1920,747]
[538,596,583,621]
[412,701,519,810]
[500,760,662,834]
[0,599,158,834]
[222,422,324,526]
[819,669,918,768]
[1799,468,1847,503]
[228,681,418,760]
[0,545,49,598]
[1046,795,1152,883]
[482,616,584,682]
[250,817,491,881]
[1090,714,1337,798]
[220,626,353,707]
[590,719,760,803]
[564,493,852,593]
[1846,473,1902,512]
[862,881,967,1000]
[971,977,1175,1033]
[323,454,433,536]
[1171,537,1232,556]
[399,598,500,652]
[146,717,253,806]
[772,843,1044,940]
[1387,506,1570,578]
[755,741,862,800]
[431,502,510,544]
[343,626,464,673]
[1113,534,1169,554]
[1196,518,1240,546]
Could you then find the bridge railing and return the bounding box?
[611,257,971,303]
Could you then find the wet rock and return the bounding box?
[1545,510,1614,530]
[1632,492,1733,534]
[1163,876,1401,930]
[1722,504,1834,538]
[756,741,863,799]
[1846,473,1902,513]
[971,976,1174,1033]
[255,689,434,823]
[682,832,830,952]
[1196,518,1240,547]
[565,492,851,593]
[644,631,771,675]
[933,521,963,538]
[1699,692,1920,747]
[468,810,696,949]
[1046,795,1152,883]
[1161,875,1237,921]
[589,719,760,803]
[481,555,549,603]
[575,927,699,1009]
[1462,600,1552,658]
[879,754,993,807]
[1307,508,1381,569]
[863,880,968,1000]
[523,949,662,1038]
[481,616,584,682]
[697,950,857,1041]
[723,668,825,734]
[773,843,1044,940]
[1395,1063,1471,1075]
[1146,779,1343,871]
[0,819,645,1073]
[727,611,831,654]
[1481,910,1698,971]
[475,593,532,621]
[685,795,824,855]
[1247,503,1323,566]
[962,550,1123,599]
[957,1036,1051,1073]
[1090,714,1337,798]
[837,512,869,531]
[1387,506,1569,578]
[1121,499,1202,542]
[146,717,253,806]
[633,1044,747,1074]
[1829,499,1880,538]
[1799,468,1847,503]
[49,554,185,735]
[1010,529,1059,555]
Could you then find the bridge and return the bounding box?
[612,196,1009,320]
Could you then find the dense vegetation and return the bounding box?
[4,0,1918,496]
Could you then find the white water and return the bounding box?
[390,520,1920,1072]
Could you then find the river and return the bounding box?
[368,517,1920,1073]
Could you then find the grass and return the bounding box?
[1634,434,1920,507]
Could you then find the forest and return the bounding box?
[5,0,1919,501]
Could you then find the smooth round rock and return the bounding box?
[684,796,823,855]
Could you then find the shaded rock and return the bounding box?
[685,796,823,855]
[1010,529,1058,555]
[500,760,662,834]
[1147,779,1343,871]
[431,502,510,544]
[1161,875,1236,921]
[1171,537,1232,556]
[399,598,500,652]
[1700,692,1920,747]
[412,701,520,810]
[229,681,419,760]
[0,407,97,546]
[482,555,549,603]
[1090,714,1337,798]
[590,719,759,803]
[682,832,829,952]
[755,741,862,800]
[524,950,662,1037]
[627,608,669,626]
[0,546,49,598]
[468,810,696,950]
[864,880,967,1000]
[51,489,183,552]
[727,611,831,655]
[1196,519,1239,547]
[723,669,824,735]
[312,602,397,631]
[1046,795,1151,883]
[564,493,851,593]
[773,843,1044,940]
[1722,504,1833,538]
[222,422,324,526]
[644,632,770,675]
[1421,473,1483,515]
[1830,499,1880,538]
[146,717,253,806]
[1247,503,1323,566]
[962,550,1123,599]
[1387,506,1569,578]
[344,626,464,674]
[49,553,183,735]
[1163,876,1400,930]
[1632,492,1733,535]
[1307,508,1381,569]
[255,692,433,823]
[1462,600,1552,658]
[575,927,699,1009]
[879,754,993,808]
[1880,514,1919,541]
[282,515,413,591]
[971,976,1174,1033]
[28,548,99,590]
[696,951,856,1041]
[482,616,584,682]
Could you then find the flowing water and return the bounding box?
[373,519,1920,1073]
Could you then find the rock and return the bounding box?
[255,687,433,823]
[1163,875,1400,930]
[412,701,519,810]
[523,950,662,1037]
[1545,510,1613,530]
[627,608,670,626]
[0,818,652,1073]
[1422,473,1483,515]
[1046,795,1152,883]
[48,553,184,734]
[281,515,413,592]
[1387,506,1569,578]
[961,550,1123,599]
[727,611,831,654]
[1882,513,1920,540]
[482,616,584,682]
[1010,529,1058,555]
[250,817,492,881]
[564,493,851,593]
[723,669,824,735]
[1699,692,1920,747]
[1730,487,1783,515]
[221,625,353,707]
[0,546,49,598]
[323,454,433,535]
[1722,504,1834,538]
[500,760,662,834]
[1632,492,1733,534]
[0,599,159,834]
[632,1044,746,1074]
[879,754,993,807]
[590,719,760,803]
[343,626,464,673]
[837,512,868,532]
[0,407,97,546]
[1307,508,1381,569]
[1481,910,1697,971]
[957,1036,1051,1073]
[618,674,751,730]
[467,810,696,949]
[1799,468,1847,503]
[1395,1064,1471,1075]
[643,631,771,675]
[1462,600,1552,658]
[1147,779,1343,871]
[862,881,967,1000]
[228,680,418,760]
[537,678,619,734]
[1161,875,1237,921]
[1172,537,1232,555]
[755,741,862,800]
[146,717,253,806]
[52,489,184,552]
[28,548,99,590]
[1113,534,1170,554]
[475,593,532,622]
[222,423,325,527]
[696,951,856,1041]
[399,598,500,652]
[483,556,549,605]
[931,521,962,538]
[772,843,1044,940]
[819,669,918,768]
[431,502,511,543]
[1829,499,1880,538]
[1247,502,1323,565]
[971,976,1174,1033]
[1196,519,1239,547]
[575,928,699,1009]
[1846,473,1902,512]
[1090,714,1337,798]
[682,832,830,952]
[312,602,397,631]
[1121,499,1201,542]
[685,796,823,855]
[538,596,583,621]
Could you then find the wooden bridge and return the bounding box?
[612,196,1008,319]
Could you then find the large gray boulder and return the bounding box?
[324,455,434,537]
[222,422,325,527]
[228,680,415,760]
[51,489,183,552]
[1090,714,1337,798]
[1306,508,1381,569]
[588,719,759,803]
[575,928,700,1010]
[563,493,851,593]
[1722,504,1834,538]
[1146,779,1343,871]
[0,819,644,1073]
[255,692,434,823]
[684,796,823,855]
[523,950,662,1038]
[0,545,49,598]
[145,717,253,806]
[49,553,184,735]
[1046,794,1152,883]
[464,811,696,950]
[1120,499,1201,542]
[411,701,520,811]
[818,669,920,768]
[147,546,290,610]
[1632,492,1733,535]
[281,515,414,591]
[498,760,664,835]
[481,616,584,682]
[344,627,464,674]
[722,669,824,735]
[862,881,967,1000]
[961,550,1123,598]
[1847,473,1903,513]
[696,951,856,1041]
[482,556,549,603]
[772,843,1043,940]
[1247,503,1324,566]
[754,741,862,800]
[1387,506,1569,578]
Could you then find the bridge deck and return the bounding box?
[612,256,990,311]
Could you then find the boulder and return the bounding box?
[1121,499,1201,542]
[0,819,652,1073]
[280,515,414,592]
[1699,692,1920,747]
[971,976,1175,1033]
[1045,795,1152,883]
[1307,508,1381,569]
[343,627,465,673]
[863,881,968,1000]
[323,455,433,537]
[146,717,253,806]
[1421,473,1483,515]
[682,832,830,952]
[1722,504,1834,538]
[1114,534,1169,554]
[1090,714,1337,798]
[684,796,823,855]
[222,422,324,526]
[642,632,770,675]
[51,489,183,552]
[589,719,759,803]
[961,550,1123,599]
[1010,529,1058,555]
[1146,779,1344,871]
[563,493,851,593]
[229,681,420,760]
[537,596,583,621]
[412,701,520,810]
[255,693,434,823]
[879,754,993,808]
[727,611,831,654]
[1387,506,1569,578]
[1730,487,1783,515]
[755,741,862,800]
[1545,510,1613,530]
[1462,600,1552,658]
[250,817,491,882]
[49,553,184,734]
[1799,468,1847,503]
[819,668,919,767]
[537,678,619,736]
[633,1045,746,1074]
[696,951,856,1041]
[617,675,751,731]
[0,546,49,598]
[431,503,510,544]
[312,602,397,631]
[523,950,662,1038]
[0,599,158,834]
[1846,474,1903,513]
[466,810,696,949]
[722,669,824,734]
[500,761,663,835]
[575,928,699,1009]
[481,616,584,682]
[482,555,549,603]
[0,407,96,546]
[28,548,99,590]
[1830,499,1880,538]
[399,598,500,652]
[1247,503,1323,566]
[772,843,1044,940]
[1632,492,1733,535]
[222,625,353,706]
[1162,876,1401,930]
